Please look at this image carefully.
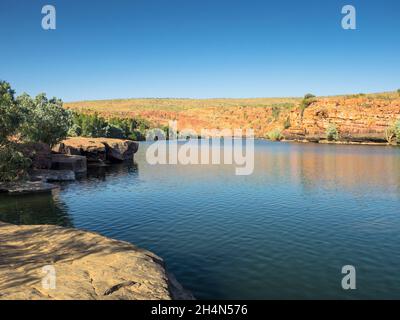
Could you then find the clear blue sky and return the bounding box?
[1,0,399,101]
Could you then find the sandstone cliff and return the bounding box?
[65,93,400,143]
[283,96,400,143]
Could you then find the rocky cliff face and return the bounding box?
[0,222,193,300]
[283,97,400,143]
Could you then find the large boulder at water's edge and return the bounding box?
[0,222,193,300]
[51,154,87,174]
[53,137,139,163]
[102,139,139,162]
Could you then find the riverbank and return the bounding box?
[0,221,194,300]
[65,93,400,144]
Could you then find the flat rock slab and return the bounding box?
[0,222,193,300]
[0,181,57,195]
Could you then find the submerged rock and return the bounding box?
[0,222,194,300]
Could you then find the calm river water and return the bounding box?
[1,140,400,299]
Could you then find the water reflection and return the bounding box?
[0,190,72,227]
[0,162,139,227]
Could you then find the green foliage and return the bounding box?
[395,120,400,144]
[0,145,31,182]
[0,81,24,144]
[326,124,339,141]
[105,125,125,139]
[267,129,283,141]
[300,94,317,118]
[283,117,291,129]
[385,126,396,144]
[70,112,149,141]
[128,130,146,141]
[397,89,400,96]
[71,112,107,138]
[304,93,316,100]
[19,94,72,147]
[272,105,281,120]
[68,123,82,137]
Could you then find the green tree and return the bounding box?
[0,145,31,182]
[300,94,317,118]
[19,94,72,147]
[0,81,24,144]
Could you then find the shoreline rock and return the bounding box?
[0,181,57,195]
[0,222,194,300]
[53,137,139,163]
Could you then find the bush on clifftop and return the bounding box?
[300,94,317,118]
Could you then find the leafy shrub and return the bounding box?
[128,130,146,141]
[385,125,396,144]
[19,93,72,147]
[395,120,400,144]
[397,89,400,96]
[283,117,291,129]
[300,94,317,118]
[272,105,281,120]
[68,123,82,137]
[0,145,31,182]
[0,81,24,144]
[326,124,339,141]
[267,129,283,141]
[70,112,151,141]
[105,125,125,139]
[304,93,316,100]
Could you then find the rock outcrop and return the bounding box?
[51,154,87,174]
[283,97,400,143]
[0,222,193,300]
[53,138,139,163]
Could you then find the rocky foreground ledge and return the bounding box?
[0,222,193,300]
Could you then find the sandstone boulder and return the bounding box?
[51,154,87,174]
[53,138,139,163]
[0,222,193,300]
[53,138,106,162]
[102,140,139,162]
